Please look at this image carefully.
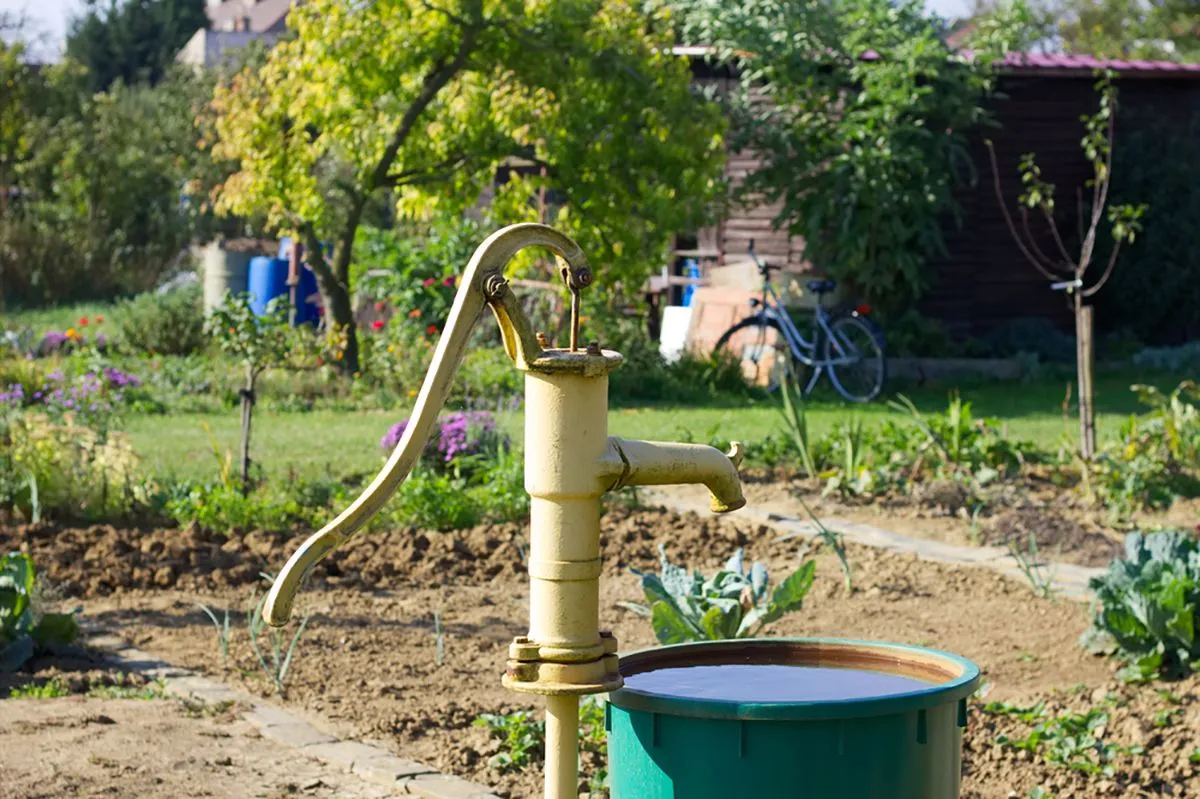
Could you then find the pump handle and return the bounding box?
[262,224,591,626]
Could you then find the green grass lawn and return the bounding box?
[122,369,1161,483]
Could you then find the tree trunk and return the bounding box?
[302,227,360,375]
[1074,295,1096,460]
[240,364,255,495]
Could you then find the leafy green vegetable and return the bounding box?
[1,552,79,672]
[621,545,816,644]
[1081,530,1200,681]
[473,710,544,772]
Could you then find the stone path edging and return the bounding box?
[83,629,500,799]
[648,493,1104,601]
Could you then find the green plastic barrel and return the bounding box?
[606,638,980,799]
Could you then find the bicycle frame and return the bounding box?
[751,277,862,395]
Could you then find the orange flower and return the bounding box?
[95,314,104,324]
[66,328,77,339]
[408,308,421,319]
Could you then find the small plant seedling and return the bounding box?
[246,580,310,697]
[1152,707,1180,728]
[1189,748,1200,764]
[991,703,1142,776]
[1028,788,1054,799]
[8,677,70,699]
[1008,531,1057,599]
[779,377,817,481]
[198,603,232,667]
[473,709,544,772]
[579,696,608,792]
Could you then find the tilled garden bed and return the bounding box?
[4,505,1198,798]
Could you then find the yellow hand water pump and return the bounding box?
[263,223,746,798]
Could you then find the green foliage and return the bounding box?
[391,470,483,531]
[679,0,997,311]
[1052,0,1200,61]
[114,286,206,356]
[197,603,232,668]
[1082,530,1200,682]
[1090,381,1200,515]
[986,699,1142,776]
[622,546,816,644]
[0,553,79,672]
[579,696,609,793]
[66,0,209,93]
[594,313,758,405]
[86,676,166,700]
[163,477,344,532]
[213,0,726,371]
[1008,531,1057,599]
[2,68,214,306]
[1,411,147,522]
[473,709,544,772]
[779,377,817,480]
[205,293,293,380]
[8,677,70,699]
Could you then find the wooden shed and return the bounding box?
[674,51,1200,336]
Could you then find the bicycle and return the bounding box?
[710,241,887,402]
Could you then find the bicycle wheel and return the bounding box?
[824,312,886,403]
[712,316,801,392]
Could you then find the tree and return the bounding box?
[1056,0,1200,60]
[2,65,216,305]
[674,0,1023,314]
[66,0,209,93]
[969,0,1200,61]
[212,0,726,374]
[205,294,293,493]
[985,74,1146,458]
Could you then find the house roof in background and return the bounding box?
[206,0,295,34]
[672,45,1200,80]
[1000,51,1200,77]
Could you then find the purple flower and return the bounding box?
[381,420,409,452]
[0,383,24,406]
[46,369,64,382]
[101,367,141,389]
[379,411,506,467]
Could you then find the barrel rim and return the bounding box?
[607,637,981,721]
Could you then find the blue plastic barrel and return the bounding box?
[247,256,289,317]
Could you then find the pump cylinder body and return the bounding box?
[523,368,609,656]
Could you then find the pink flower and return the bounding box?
[422,277,436,287]
[442,276,455,287]
[371,319,385,331]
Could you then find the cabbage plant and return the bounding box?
[1082,530,1200,681]
[621,545,816,644]
[1,552,78,672]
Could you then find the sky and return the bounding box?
[7,0,972,59]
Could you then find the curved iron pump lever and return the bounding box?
[263,223,590,626]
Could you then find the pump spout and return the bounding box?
[604,437,746,513]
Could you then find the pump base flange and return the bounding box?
[503,653,623,696]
